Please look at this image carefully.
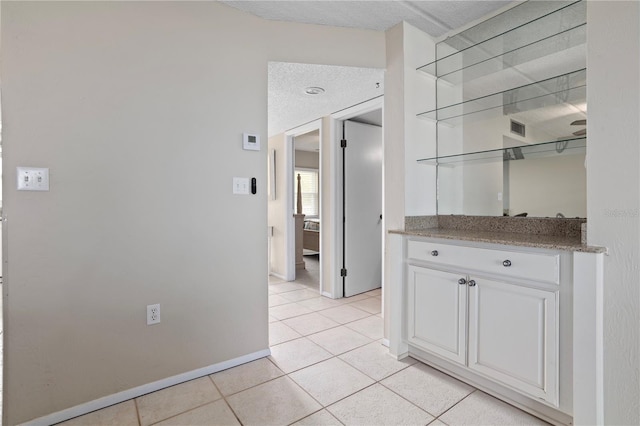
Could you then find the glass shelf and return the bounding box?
[417,1,585,78]
[418,69,586,123]
[418,137,586,166]
[422,0,588,218]
[435,25,585,87]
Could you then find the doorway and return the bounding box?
[267,62,384,300]
[292,129,321,292]
[267,119,324,293]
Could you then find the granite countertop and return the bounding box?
[390,228,604,253]
[391,216,607,253]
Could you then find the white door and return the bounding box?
[468,276,559,405]
[407,266,467,365]
[343,120,382,297]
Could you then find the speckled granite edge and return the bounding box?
[400,215,605,253]
[390,228,605,253]
[440,215,585,237]
[405,215,438,230]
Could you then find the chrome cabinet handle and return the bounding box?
[503,259,512,267]
[458,278,467,285]
[431,250,439,256]
[468,280,476,287]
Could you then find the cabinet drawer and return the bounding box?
[407,240,559,284]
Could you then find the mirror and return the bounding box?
[419,0,587,218]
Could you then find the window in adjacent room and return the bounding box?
[294,168,319,217]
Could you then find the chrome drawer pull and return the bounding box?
[468,280,476,287]
[503,259,512,267]
[431,250,439,256]
[458,278,467,285]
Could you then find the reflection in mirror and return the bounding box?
[419,0,587,218]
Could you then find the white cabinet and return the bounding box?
[407,239,560,284]
[406,240,561,407]
[407,266,467,365]
[467,276,558,405]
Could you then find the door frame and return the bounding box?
[329,96,384,299]
[284,119,323,289]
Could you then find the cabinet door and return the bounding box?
[468,277,559,406]
[407,266,467,365]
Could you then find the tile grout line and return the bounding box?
[432,388,477,424]
[336,345,416,387]
[269,323,377,361]
[283,350,373,426]
[144,377,231,426]
[376,379,440,421]
[278,327,424,426]
[271,308,377,330]
[207,375,245,426]
[133,397,142,426]
[147,400,220,426]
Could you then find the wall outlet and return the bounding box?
[147,304,160,325]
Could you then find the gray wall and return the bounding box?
[295,150,320,170]
[0,2,384,424]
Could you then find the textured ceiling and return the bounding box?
[221,1,511,38]
[294,130,320,152]
[269,62,384,136]
[245,0,513,135]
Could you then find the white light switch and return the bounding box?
[233,177,250,195]
[17,167,49,191]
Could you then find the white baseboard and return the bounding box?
[381,338,390,347]
[269,272,287,281]
[21,349,271,426]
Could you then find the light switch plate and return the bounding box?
[17,167,49,191]
[233,177,250,195]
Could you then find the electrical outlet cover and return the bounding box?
[147,304,161,325]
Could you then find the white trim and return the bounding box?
[284,134,295,281]
[573,251,605,425]
[269,271,287,281]
[21,349,271,426]
[381,338,390,347]
[387,232,409,358]
[330,97,384,299]
[285,120,323,287]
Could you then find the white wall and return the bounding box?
[404,24,437,217]
[509,153,586,218]
[586,2,640,425]
[268,134,287,277]
[383,22,436,337]
[1,2,384,424]
[462,162,503,216]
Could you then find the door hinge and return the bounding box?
[340,139,347,148]
[340,268,348,277]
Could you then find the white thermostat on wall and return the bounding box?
[243,133,261,151]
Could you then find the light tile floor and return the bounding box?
[58,258,548,426]
[1,280,3,425]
